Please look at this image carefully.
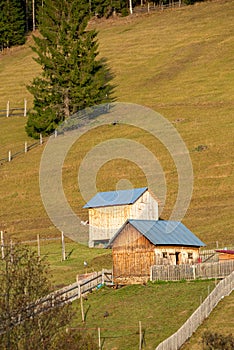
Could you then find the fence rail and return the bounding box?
[155,271,234,350]
[0,100,27,117]
[150,261,234,282]
[0,269,112,335]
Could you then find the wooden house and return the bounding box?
[215,250,234,262]
[107,219,205,284]
[83,187,159,248]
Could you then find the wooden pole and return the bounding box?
[40,133,43,145]
[32,0,36,31]
[37,234,40,258]
[1,231,4,259]
[129,0,133,14]
[77,276,85,322]
[10,239,13,263]
[80,289,85,322]
[98,327,101,350]
[25,141,28,153]
[6,101,9,117]
[8,150,11,162]
[24,99,27,117]
[139,321,142,350]
[61,231,66,261]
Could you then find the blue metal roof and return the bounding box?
[83,187,148,209]
[109,220,205,247]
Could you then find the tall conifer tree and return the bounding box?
[0,0,25,49]
[26,0,114,138]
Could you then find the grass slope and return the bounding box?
[0,1,233,245]
[181,291,234,350]
[70,280,218,350]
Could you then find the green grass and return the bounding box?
[36,240,112,287]
[69,280,217,350]
[181,291,234,350]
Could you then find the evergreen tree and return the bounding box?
[26,0,114,139]
[0,0,26,50]
[92,0,129,18]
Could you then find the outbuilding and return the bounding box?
[108,219,205,284]
[215,250,234,262]
[83,187,159,247]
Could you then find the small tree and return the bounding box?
[0,244,97,350]
[26,0,114,139]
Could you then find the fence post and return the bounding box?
[101,269,105,285]
[24,99,27,117]
[139,321,142,350]
[1,231,4,259]
[76,276,85,322]
[40,133,43,145]
[61,231,66,261]
[76,275,81,298]
[25,141,28,153]
[98,327,101,350]
[37,234,40,258]
[8,150,11,162]
[6,101,9,117]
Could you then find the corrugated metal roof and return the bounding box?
[109,219,205,247]
[83,187,148,209]
[216,250,234,254]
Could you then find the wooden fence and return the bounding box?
[150,261,234,282]
[0,100,27,117]
[155,271,234,350]
[0,269,113,335]
[0,134,52,166]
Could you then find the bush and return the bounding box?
[202,331,234,350]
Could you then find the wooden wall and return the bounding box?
[88,190,158,247]
[112,223,155,284]
[218,252,234,261]
[111,224,200,284]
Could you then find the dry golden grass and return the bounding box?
[0,0,233,247]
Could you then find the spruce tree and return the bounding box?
[0,0,25,50]
[26,0,114,139]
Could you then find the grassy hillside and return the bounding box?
[0,0,233,246]
[181,290,234,350]
[69,279,224,350]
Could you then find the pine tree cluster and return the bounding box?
[0,0,130,50]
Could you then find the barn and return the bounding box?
[83,187,159,248]
[107,219,205,284]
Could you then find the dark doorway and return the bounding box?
[175,252,181,265]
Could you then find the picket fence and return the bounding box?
[150,261,234,282]
[155,271,234,350]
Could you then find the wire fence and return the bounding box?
[155,271,234,350]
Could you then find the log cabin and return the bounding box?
[107,219,205,284]
[83,187,159,247]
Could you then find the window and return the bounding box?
[188,253,193,259]
[162,252,167,258]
